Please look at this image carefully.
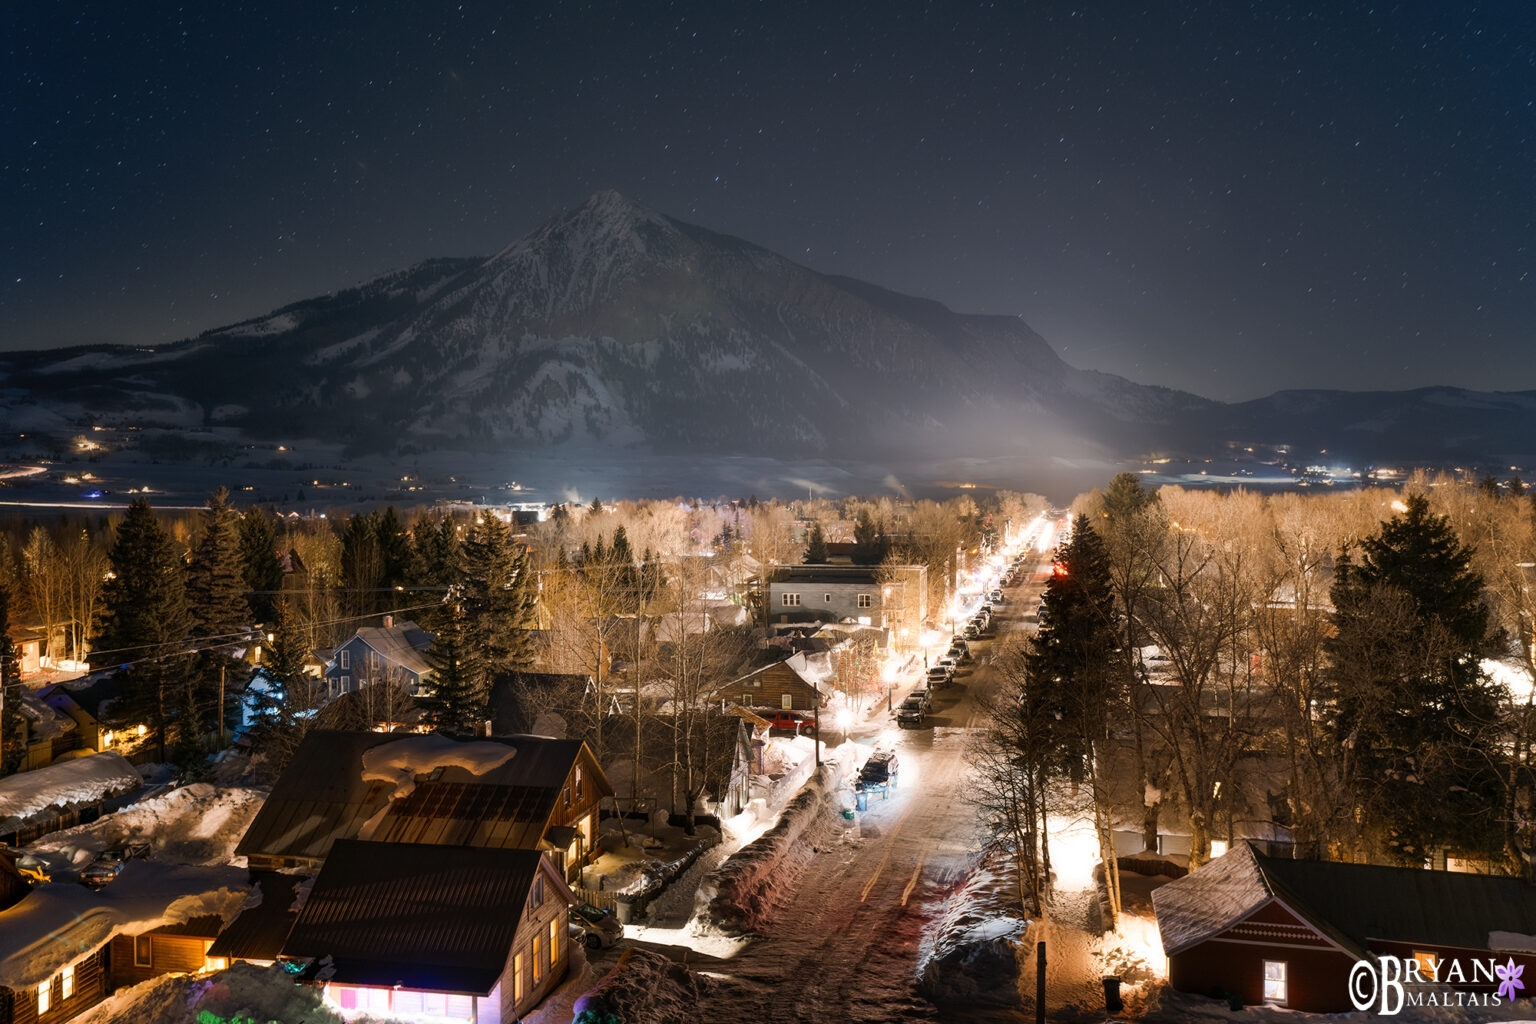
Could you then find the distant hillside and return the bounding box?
[2,191,1533,465]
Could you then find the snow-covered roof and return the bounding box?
[340,620,433,677]
[1150,843,1272,956]
[0,751,141,828]
[0,861,247,990]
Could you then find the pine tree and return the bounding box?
[851,510,883,565]
[238,506,284,622]
[1326,494,1504,861]
[187,487,250,638]
[607,526,641,612]
[419,600,487,735]
[92,500,193,760]
[246,597,320,777]
[1102,472,1156,525]
[460,512,536,678]
[803,522,828,563]
[340,512,382,617]
[1026,515,1120,782]
[376,506,413,589]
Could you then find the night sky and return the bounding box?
[5,2,1533,401]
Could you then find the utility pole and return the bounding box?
[1036,941,1046,1024]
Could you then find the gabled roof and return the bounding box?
[338,621,434,677]
[235,730,613,865]
[0,751,141,830]
[1153,843,1536,957]
[282,840,556,993]
[717,653,830,696]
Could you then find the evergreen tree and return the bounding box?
[1480,472,1502,499]
[187,487,250,638]
[419,600,487,735]
[340,512,383,617]
[410,515,462,588]
[1026,516,1120,782]
[803,522,829,563]
[376,506,413,589]
[0,582,24,776]
[238,506,284,622]
[460,512,536,678]
[92,500,193,760]
[607,526,641,612]
[639,548,666,605]
[850,510,890,565]
[1325,494,1504,861]
[246,597,320,777]
[1102,472,1156,525]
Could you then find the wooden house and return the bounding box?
[1154,842,1536,1011]
[284,839,574,1023]
[109,914,226,988]
[235,729,613,884]
[712,653,828,712]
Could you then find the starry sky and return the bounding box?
[4,2,1533,401]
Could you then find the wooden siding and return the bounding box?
[1168,899,1359,1012]
[109,931,214,988]
[715,662,822,712]
[496,859,573,1021]
[1,945,109,1024]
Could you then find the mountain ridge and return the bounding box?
[2,191,1533,466]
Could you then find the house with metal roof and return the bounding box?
[322,616,433,698]
[283,839,574,1023]
[710,653,830,712]
[235,730,613,883]
[1154,842,1536,1011]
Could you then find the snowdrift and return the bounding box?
[571,948,717,1024]
[691,770,837,936]
[917,841,1029,1006]
[72,960,356,1024]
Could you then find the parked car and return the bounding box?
[989,589,1005,604]
[926,666,951,688]
[856,751,899,792]
[911,685,932,709]
[569,902,624,949]
[756,708,818,734]
[962,623,981,639]
[79,841,150,890]
[948,639,971,661]
[895,696,927,727]
[936,653,958,674]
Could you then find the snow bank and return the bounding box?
[27,783,266,873]
[359,734,516,799]
[0,861,248,989]
[691,769,838,936]
[0,751,140,826]
[917,842,1029,1005]
[570,948,717,1024]
[71,960,360,1024]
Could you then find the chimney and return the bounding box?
[381,615,393,629]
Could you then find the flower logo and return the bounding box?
[1496,958,1525,1001]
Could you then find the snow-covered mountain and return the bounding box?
[2,191,1533,465]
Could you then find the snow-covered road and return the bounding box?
[601,558,1054,1022]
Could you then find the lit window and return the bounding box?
[61,964,74,999]
[857,594,873,608]
[38,980,50,1014]
[339,649,350,669]
[549,917,560,966]
[135,935,153,966]
[514,952,525,1001]
[1263,960,1288,1004]
[1210,840,1229,858]
[781,693,793,710]
[1412,951,1438,982]
[533,936,543,981]
[532,876,544,907]
[781,593,800,607]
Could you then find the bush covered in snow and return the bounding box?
[571,948,716,1024]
